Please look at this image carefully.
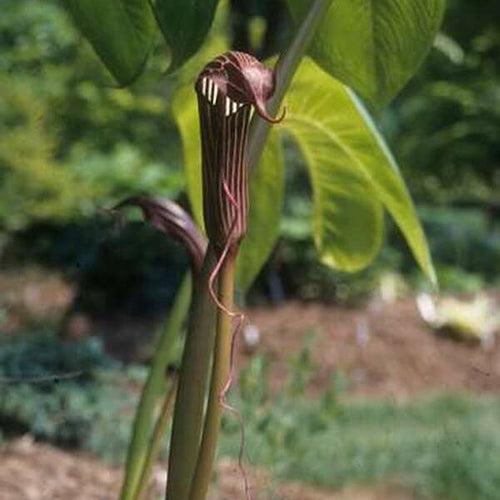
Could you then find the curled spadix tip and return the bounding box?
[195,51,284,250]
[196,51,284,122]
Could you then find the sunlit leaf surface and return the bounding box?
[281,59,435,281]
[287,0,446,105]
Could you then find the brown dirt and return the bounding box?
[245,297,500,399]
[2,267,499,399]
[0,437,411,500]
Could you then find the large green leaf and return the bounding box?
[237,131,285,291]
[287,0,446,105]
[154,0,220,72]
[281,59,435,282]
[65,0,156,85]
[284,127,384,272]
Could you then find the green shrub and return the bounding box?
[400,207,500,291]
[0,0,182,233]
[0,333,145,462]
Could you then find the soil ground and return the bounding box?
[0,436,411,500]
[246,297,500,399]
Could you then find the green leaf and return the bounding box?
[172,84,204,227]
[65,0,155,85]
[287,131,383,272]
[237,131,285,291]
[282,85,383,271]
[154,0,220,72]
[281,59,435,282]
[287,0,446,105]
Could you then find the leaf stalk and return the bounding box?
[165,246,217,500]
[134,377,178,500]
[189,247,239,500]
[248,0,335,171]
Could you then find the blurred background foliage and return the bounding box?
[0,0,183,232]
[0,0,499,313]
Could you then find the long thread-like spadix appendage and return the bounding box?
[195,51,284,251]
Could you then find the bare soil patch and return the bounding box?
[2,267,498,399]
[0,438,410,500]
[246,296,500,399]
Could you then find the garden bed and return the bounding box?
[0,437,411,500]
[247,296,500,398]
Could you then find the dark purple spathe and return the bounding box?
[195,51,283,251]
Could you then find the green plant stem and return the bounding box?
[248,0,334,171]
[121,274,192,500]
[165,245,218,500]
[188,249,237,500]
[134,378,178,500]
